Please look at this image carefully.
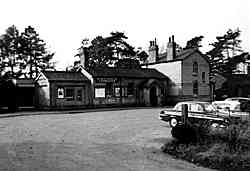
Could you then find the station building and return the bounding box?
[35,71,92,109]
[143,36,211,104]
[84,66,168,107]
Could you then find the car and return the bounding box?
[224,97,250,112]
[225,97,250,103]
[212,100,250,120]
[212,100,241,111]
[159,101,229,128]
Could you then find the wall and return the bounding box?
[50,81,92,109]
[147,61,182,96]
[93,77,166,107]
[35,74,50,107]
[93,78,142,106]
[182,52,210,101]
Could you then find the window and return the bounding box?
[57,87,64,98]
[190,104,204,112]
[105,82,113,97]
[202,72,206,83]
[193,61,198,74]
[122,87,127,97]
[174,104,182,111]
[127,83,134,96]
[65,88,74,100]
[77,89,82,101]
[247,65,250,74]
[95,88,105,98]
[115,87,120,97]
[193,80,198,96]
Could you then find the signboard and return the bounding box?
[95,88,105,98]
[95,78,118,83]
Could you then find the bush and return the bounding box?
[163,120,250,170]
[171,120,212,143]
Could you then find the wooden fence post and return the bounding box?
[182,104,188,126]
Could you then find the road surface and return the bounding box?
[0,108,214,171]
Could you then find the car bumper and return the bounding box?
[159,114,171,122]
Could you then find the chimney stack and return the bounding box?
[79,47,87,68]
[172,35,176,59]
[147,38,159,63]
[166,35,176,61]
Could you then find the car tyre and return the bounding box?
[169,118,178,127]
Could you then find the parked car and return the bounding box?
[212,100,250,120]
[159,101,229,128]
[225,97,250,102]
[224,97,250,112]
[212,100,240,111]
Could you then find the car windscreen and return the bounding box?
[203,103,216,112]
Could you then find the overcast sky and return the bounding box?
[0,0,249,69]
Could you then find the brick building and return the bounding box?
[143,36,211,104]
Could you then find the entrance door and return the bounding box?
[150,86,158,106]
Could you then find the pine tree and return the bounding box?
[75,32,147,70]
[0,25,23,78]
[184,36,204,49]
[20,26,54,78]
[206,29,244,76]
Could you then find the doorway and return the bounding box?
[150,86,158,106]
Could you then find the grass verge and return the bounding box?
[161,120,250,171]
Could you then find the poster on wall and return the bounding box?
[95,88,105,98]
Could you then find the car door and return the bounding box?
[189,103,205,117]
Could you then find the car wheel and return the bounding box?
[169,118,178,127]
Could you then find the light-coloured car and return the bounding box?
[225,97,250,103]
[212,100,241,111]
[159,101,229,127]
[212,100,249,119]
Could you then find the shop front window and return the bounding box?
[127,83,134,96]
[65,88,74,100]
[105,82,113,98]
[115,87,120,97]
[57,87,64,98]
[77,89,82,101]
[122,87,127,97]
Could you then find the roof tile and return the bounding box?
[43,71,89,81]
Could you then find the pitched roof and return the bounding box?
[176,48,209,63]
[143,48,209,65]
[42,71,90,81]
[16,78,35,87]
[90,67,168,79]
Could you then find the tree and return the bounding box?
[0,25,55,79]
[0,25,23,78]
[184,36,204,49]
[206,29,244,76]
[75,32,148,70]
[20,26,55,78]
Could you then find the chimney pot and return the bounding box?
[172,35,175,43]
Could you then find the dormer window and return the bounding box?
[193,61,198,75]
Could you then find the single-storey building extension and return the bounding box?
[86,67,168,107]
[34,66,168,109]
[35,71,92,109]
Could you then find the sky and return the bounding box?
[0,0,249,70]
